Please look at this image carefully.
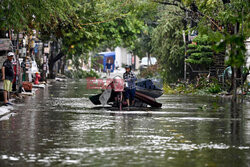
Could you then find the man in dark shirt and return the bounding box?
[2,52,14,105]
[123,65,137,107]
[106,59,112,77]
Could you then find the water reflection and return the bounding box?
[0,80,249,166]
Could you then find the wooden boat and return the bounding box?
[89,78,162,108]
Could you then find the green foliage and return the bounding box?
[151,5,185,83]
[0,0,148,69]
[130,1,158,58]
[138,65,159,79]
[163,84,177,94]
[192,0,249,68]
[213,34,246,68]
[2,0,248,85]
[163,75,222,95]
[186,35,213,66]
[59,0,148,65]
[207,83,221,94]
[195,76,222,94]
[0,0,75,33]
[91,56,103,71]
[163,83,197,94]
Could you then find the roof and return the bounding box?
[98,52,115,57]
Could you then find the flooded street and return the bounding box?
[0,80,250,166]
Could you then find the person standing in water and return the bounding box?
[106,59,112,77]
[2,52,14,105]
[123,65,137,107]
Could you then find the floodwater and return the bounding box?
[0,80,250,167]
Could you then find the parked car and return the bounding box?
[139,57,157,70]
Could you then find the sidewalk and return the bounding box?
[0,83,47,120]
[0,99,14,120]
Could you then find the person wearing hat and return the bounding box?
[2,52,15,105]
[123,65,137,107]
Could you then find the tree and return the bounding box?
[152,0,249,95]
[129,1,158,59]
[0,0,148,78]
[186,34,213,69]
[0,0,75,33]
[193,0,249,97]
[151,5,185,83]
[0,0,79,78]
[61,0,146,73]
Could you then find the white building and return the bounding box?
[115,47,140,70]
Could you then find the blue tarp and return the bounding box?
[98,52,115,72]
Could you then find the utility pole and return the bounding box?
[233,23,238,103]
[183,10,188,81]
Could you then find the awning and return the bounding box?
[97,52,116,72]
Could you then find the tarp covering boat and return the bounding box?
[136,79,163,98]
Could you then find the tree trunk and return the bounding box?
[61,56,66,75]
[233,66,237,102]
[48,52,65,79]
[49,62,54,79]
[232,23,239,102]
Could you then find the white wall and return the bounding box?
[127,53,132,65]
[115,47,130,67]
[135,55,140,70]
[115,47,122,68]
[114,47,140,70]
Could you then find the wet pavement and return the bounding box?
[0,80,250,166]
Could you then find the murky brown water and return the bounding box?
[0,80,250,166]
